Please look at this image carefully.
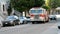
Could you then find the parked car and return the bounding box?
[2,15,20,26]
[49,15,56,20]
[19,16,27,24]
[26,17,31,23]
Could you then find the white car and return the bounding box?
[19,16,27,24]
[49,15,56,20]
[26,17,31,23]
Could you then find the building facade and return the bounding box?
[0,0,10,20]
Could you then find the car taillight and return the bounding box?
[39,14,46,17]
[30,14,34,17]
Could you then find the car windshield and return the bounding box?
[30,10,42,14]
[6,16,16,20]
[19,17,26,19]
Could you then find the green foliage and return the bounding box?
[10,0,45,12]
[34,0,45,7]
[56,0,60,7]
[51,0,58,8]
[48,0,59,9]
[42,6,50,11]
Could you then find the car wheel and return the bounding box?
[2,24,5,27]
[41,21,45,24]
[32,22,35,24]
[25,21,28,24]
[17,21,20,25]
[18,22,20,25]
[20,23,22,24]
[23,21,27,24]
[3,25,5,27]
[58,26,60,29]
[54,18,56,20]
[46,19,49,22]
[12,23,15,26]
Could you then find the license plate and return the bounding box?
[5,23,8,24]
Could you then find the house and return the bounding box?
[0,0,10,20]
[56,7,60,14]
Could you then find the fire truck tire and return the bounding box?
[32,22,35,24]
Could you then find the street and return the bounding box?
[0,0,60,34]
[0,20,58,34]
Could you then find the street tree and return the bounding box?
[42,6,50,14]
[34,0,45,7]
[42,6,50,11]
[10,0,45,12]
[47,0,58,14]
[56,0,60,7]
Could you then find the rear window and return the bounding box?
[19,17,26,19]
[26,17,30,18]
[6,16,16,20]
[30,10,42,13]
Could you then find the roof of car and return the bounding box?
[7,15,18,19]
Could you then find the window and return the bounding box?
[3,5,5,11]
[30,10,42,14]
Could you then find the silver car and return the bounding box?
[49,15,56,20]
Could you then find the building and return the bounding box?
[0,0,10,20]
[56,7,60,14]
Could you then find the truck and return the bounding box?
[29,7,49,24]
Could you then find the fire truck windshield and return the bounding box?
[30,10,42,14]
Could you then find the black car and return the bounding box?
[2,16,20,27]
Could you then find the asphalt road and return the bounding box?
[0,20,58,34]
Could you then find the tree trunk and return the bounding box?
[52,8,56,14]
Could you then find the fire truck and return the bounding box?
[29,7,49,24]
